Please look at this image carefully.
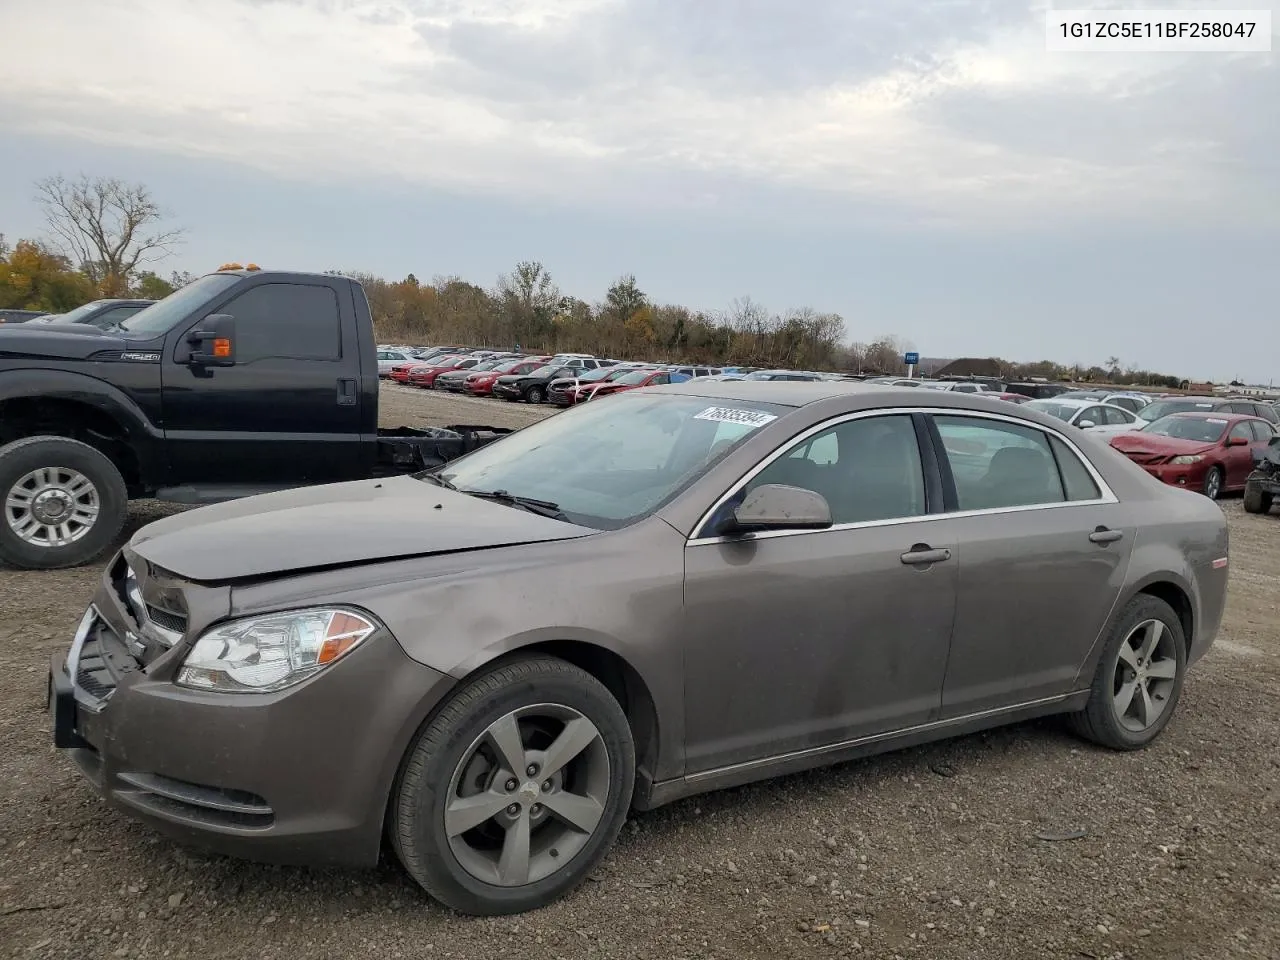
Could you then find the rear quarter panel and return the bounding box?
[1075,432,1230,674]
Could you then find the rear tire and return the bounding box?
[389,657,635,916]
[1202,465,1224,500]
[1067,594,1187,750]
[1243,481,1273,515]
[0,436,128,570]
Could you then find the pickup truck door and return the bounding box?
[161,278,365,488]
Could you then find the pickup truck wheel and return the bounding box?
[389,657,635,915]
[1243,481,1273,515]
[0,437,128,570]
[524,386,545,404]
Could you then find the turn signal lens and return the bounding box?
[177,608,379,693]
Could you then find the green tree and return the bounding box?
[0,239,95,310]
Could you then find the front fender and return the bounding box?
[0,367,164,483]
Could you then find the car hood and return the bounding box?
[1109,433,1214,456]
[0,323,152,360]
[128,476,597,582]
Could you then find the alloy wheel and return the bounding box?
[5,466,100,547]
[1204,468,1222,499]
[1111,618,1179,732]
[444,704,610,887]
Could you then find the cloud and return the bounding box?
[0,0,1275,225]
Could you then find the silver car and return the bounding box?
[50,382,1229,917]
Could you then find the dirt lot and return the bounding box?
[2,385,1278,960]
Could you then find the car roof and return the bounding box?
[1162,410,1263,422]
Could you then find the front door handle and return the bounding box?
[1089,526,1124,544]
[900,546,951,565]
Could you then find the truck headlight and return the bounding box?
[176,608,379,693]
[1170,455,1204,465]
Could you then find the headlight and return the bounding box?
[176,608,379,693]
[1170,455,1204,465]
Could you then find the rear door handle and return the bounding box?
[900,546,951,565]
[1089,527,1124,544]
[337,378,357,406]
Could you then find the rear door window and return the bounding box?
[1249,420,1275,442]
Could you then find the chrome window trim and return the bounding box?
[686,406,1119,546]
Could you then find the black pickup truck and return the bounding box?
[0,268,510,570]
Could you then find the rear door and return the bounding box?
[927,412,1133,715]
[162,277,364,487]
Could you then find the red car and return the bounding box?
[1109,411,1276,499]
[587,368,690,398]
[408,356,482,388]
[390,359,439,384]
[466,357,551,396]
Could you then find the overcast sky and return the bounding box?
[0,0,1276,381]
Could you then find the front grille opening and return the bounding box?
[115,771,274,830]
[145,605,187,634]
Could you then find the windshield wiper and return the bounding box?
[457,488,569,521]
[418,470,457,490]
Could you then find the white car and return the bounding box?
[376,349,417,376]
[1022,397,1141,435]
[1056,390,1151,414]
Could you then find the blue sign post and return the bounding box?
[904,351,919,378]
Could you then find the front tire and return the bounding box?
[1068,594,1187,750]
[525,385,545,404]
[0,436,128,570]
[1202,465,1224,500]
[1243,480,1273,515]
[389,657,635,915]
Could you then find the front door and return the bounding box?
[927,413,1133,716]
[682,413,959,774]
[1223,420,1260,488]
[161,277,365,487]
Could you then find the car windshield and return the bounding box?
[574,367,615,382]
[491,358,527,373]
[526,365,562,377]
[1059,391,1105,401]
[1138,398,1216,421]
[467,360,502,372]
[1140,416,1228,443]
[117,274,242,336]
[49,301,105,324]
[437,393,791,530]
[1024,400,1078,422]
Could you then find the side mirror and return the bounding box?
[186,314,236,366]
[1077,419,1096,429]
[1226,436,1248,447]
[723,484,833,534]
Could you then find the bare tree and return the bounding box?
[35,174,184,295]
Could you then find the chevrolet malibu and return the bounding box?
[48,382,1229,916]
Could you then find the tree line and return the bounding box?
[1,173,1186,384]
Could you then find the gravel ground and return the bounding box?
[2,385,1278,960]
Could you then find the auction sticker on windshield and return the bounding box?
[694,406,778,428]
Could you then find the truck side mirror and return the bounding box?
[186,314,236,366]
